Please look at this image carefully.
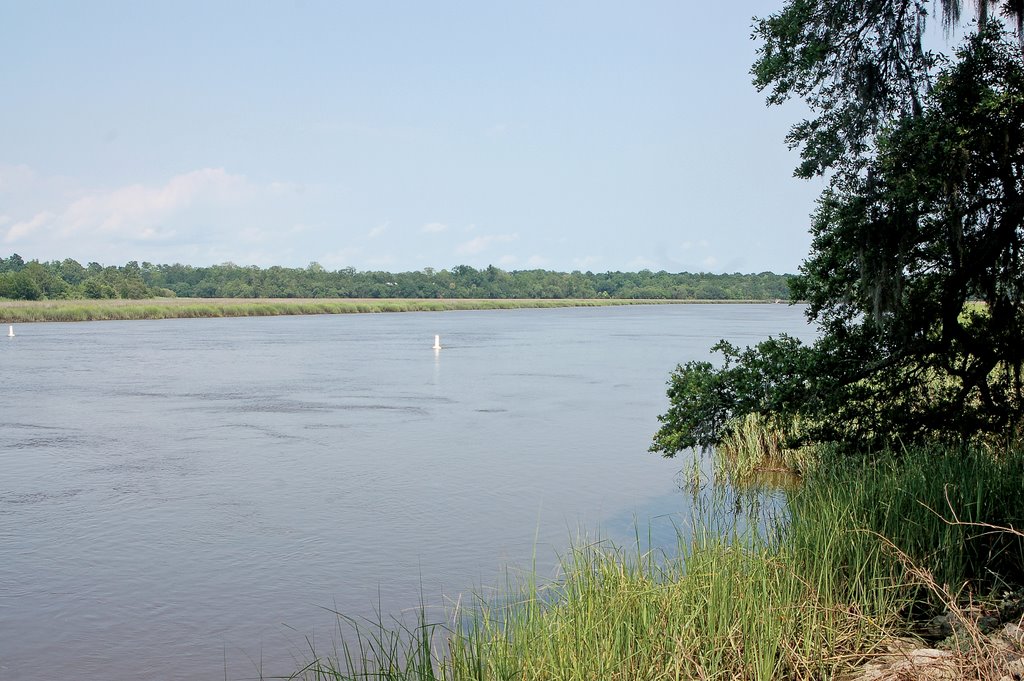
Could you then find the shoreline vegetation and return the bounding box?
[293,444,1024,681]
[0,297,780,324]
[0,255,793,302]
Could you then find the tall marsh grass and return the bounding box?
[0,297,741,323]
[792,447,1024,601]
[290,447,1024,680]
[715,412,819,481]
[297,533,897,681]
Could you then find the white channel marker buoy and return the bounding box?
[432,334,442,350]
[7,325,13,338]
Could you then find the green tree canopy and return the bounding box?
[654,8,1024,455]
[0,256,794,303]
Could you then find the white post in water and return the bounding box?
[432,334,441,350]
[7,325,13,337]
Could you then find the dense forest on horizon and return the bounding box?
[0,253,793,301]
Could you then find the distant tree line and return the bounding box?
[0,254,792,301]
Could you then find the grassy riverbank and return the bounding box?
[295,446,1024,680]
[0,297,775,323]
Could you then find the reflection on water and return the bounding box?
[0,304,813,680]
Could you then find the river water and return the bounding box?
[1,304,812,680]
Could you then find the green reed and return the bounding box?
[0,297,723,323]
[791,446,1024,600]
[715,412,819,481]
[290,445,1024,681]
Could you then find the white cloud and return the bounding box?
[526,254,548,268]
[497,254,518,266]
[702,256,720,269]
[485,123,508,137]
[2,168,252,245]
[421,222,448,234]
[367,221,389,238]
[0,166,324,265]
[5,211,54,243]
[455,233,518,256]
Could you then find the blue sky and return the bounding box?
[2,1,825,274]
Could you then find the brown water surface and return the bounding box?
[0,304,813,680]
